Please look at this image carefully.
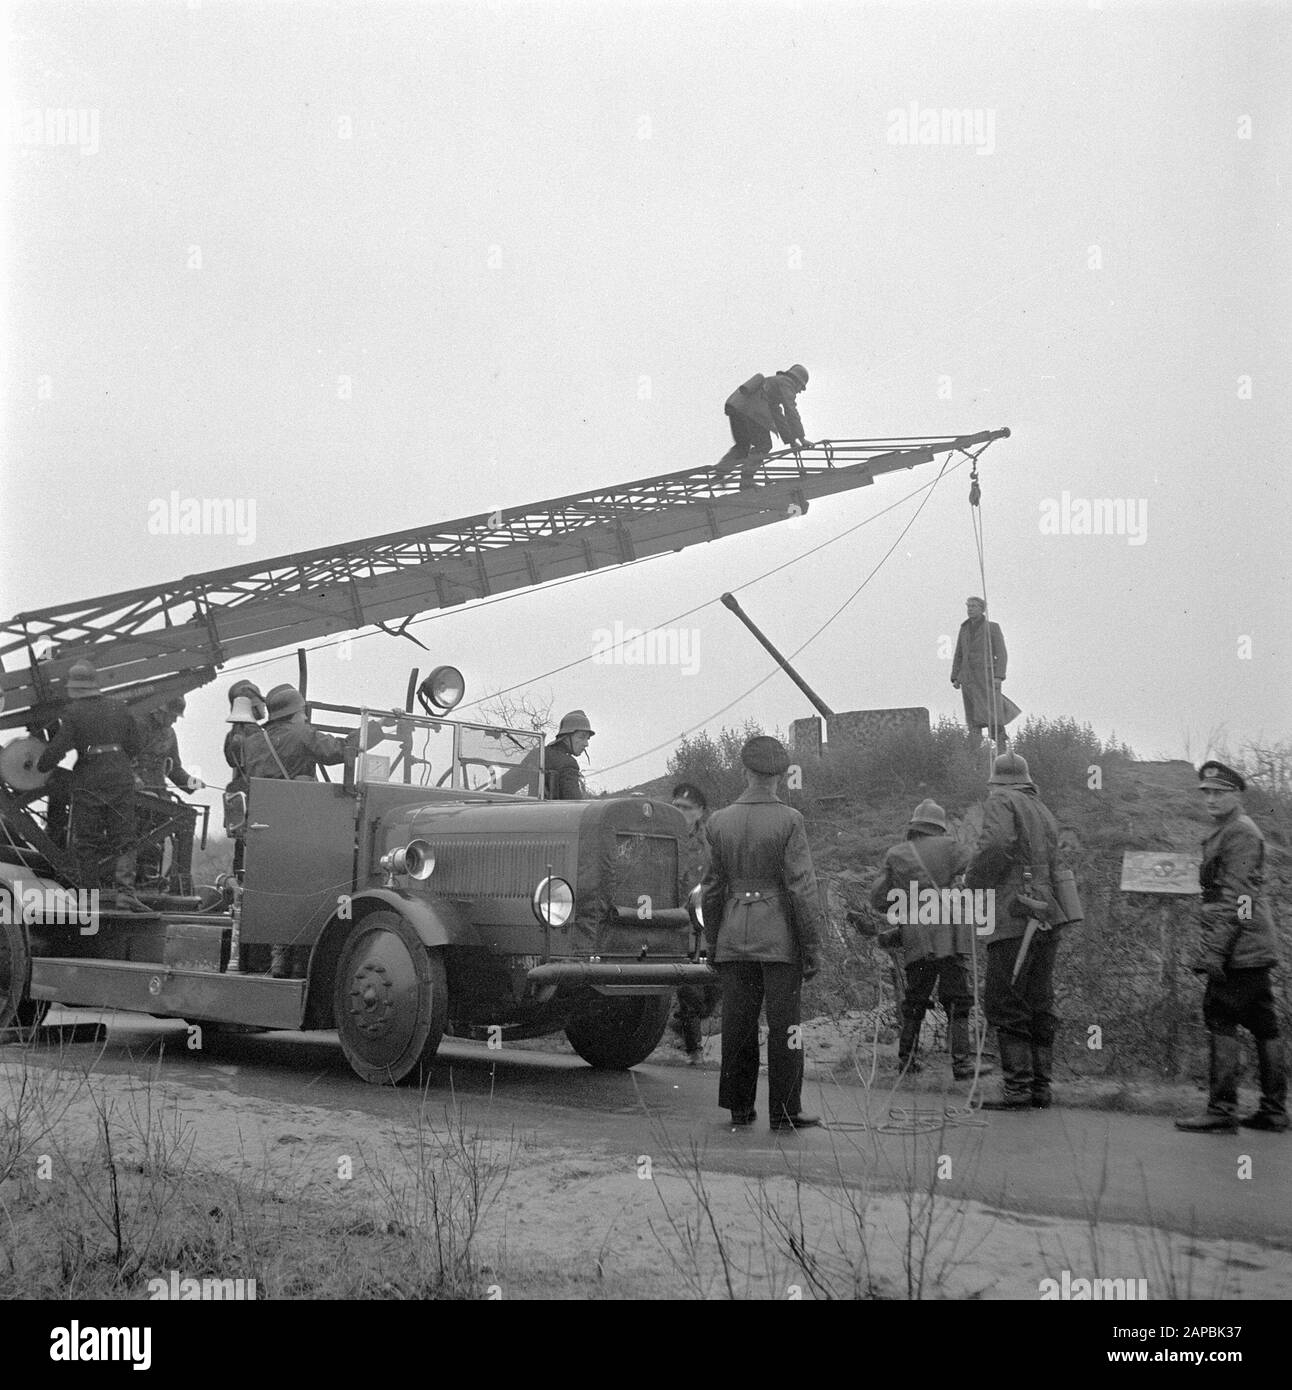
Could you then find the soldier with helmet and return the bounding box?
[714,364,812,489]
[545,710,594,800]
[701,734,824,1130]
[1176,761,1287,1134]
[222,679,267,877]
[965,752,1069,1110]
[242,684,358,782]
[865,798,992,1080]
[35,660,148,912]
[133,694,205,894]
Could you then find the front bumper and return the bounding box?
[526,961,716,988]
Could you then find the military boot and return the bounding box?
[1176,1034,1241,1133]
[950,1008,994,1080]
[738,451,768,489]
[980,1033,1034,1110]
[112,855,152,914]
[1239,1039,1289,1132]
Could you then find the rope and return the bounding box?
[590,456,961,780]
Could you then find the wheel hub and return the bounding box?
[347,958,400,1039]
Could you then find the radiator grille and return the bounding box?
[611,833,679,910]
[414,838,569,898]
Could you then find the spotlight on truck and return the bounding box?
[416,666,465,714]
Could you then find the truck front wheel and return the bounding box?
[333,911,448,1085]
[564,992,674,1070]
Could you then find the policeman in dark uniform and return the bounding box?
[965,752,1068,1109]
[1176,761,1287,1133]
[134,696,204,892]
[36,660,149,912]
[544,711,593,800]
[701,735,824,1130]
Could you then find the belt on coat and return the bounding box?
[85,744,124,756]
[728,880,784,900]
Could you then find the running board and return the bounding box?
[30,958,306,1029]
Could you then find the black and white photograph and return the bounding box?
[1,0,1289,1334]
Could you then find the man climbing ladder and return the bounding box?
[714,364,812,489]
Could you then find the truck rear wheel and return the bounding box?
[333,911,448,1085]
[564,992,674,1070]
[0,917,48,1031]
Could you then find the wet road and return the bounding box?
[10,1008,1290,1250]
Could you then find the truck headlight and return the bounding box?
[532,876,574,927]
[380,838,436,882]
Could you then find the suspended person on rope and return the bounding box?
[701,735,824,1131]
[863,799,994,1082]
[35,660,149,913]
[950,596,1015,749]
[1175,761,1287,1134]
[544,710,594,800]
[713,364,812,490]
[965,752,1071,1110]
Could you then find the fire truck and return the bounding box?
[0,432,1008,1084]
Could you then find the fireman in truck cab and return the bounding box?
[35,660,149,912]
[544,710,594,800]
[242,684,358,781]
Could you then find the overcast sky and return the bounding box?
[3,0,1289,805]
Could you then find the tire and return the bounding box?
[332,910,448,1085]
[564,991,675,1070]
[0,915,47,1031]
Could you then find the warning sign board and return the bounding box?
[1120,851,1202,895]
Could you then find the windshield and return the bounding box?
[354,712,543,796]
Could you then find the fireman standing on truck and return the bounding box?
[134,696,204,893]
[544,710,594,800]
[713,364,811,489]
[222,679,267,877]
[242,684,357,781]
[35,660,149,912]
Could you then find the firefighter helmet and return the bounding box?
[266,684,307,719]
[556,709,595,738]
